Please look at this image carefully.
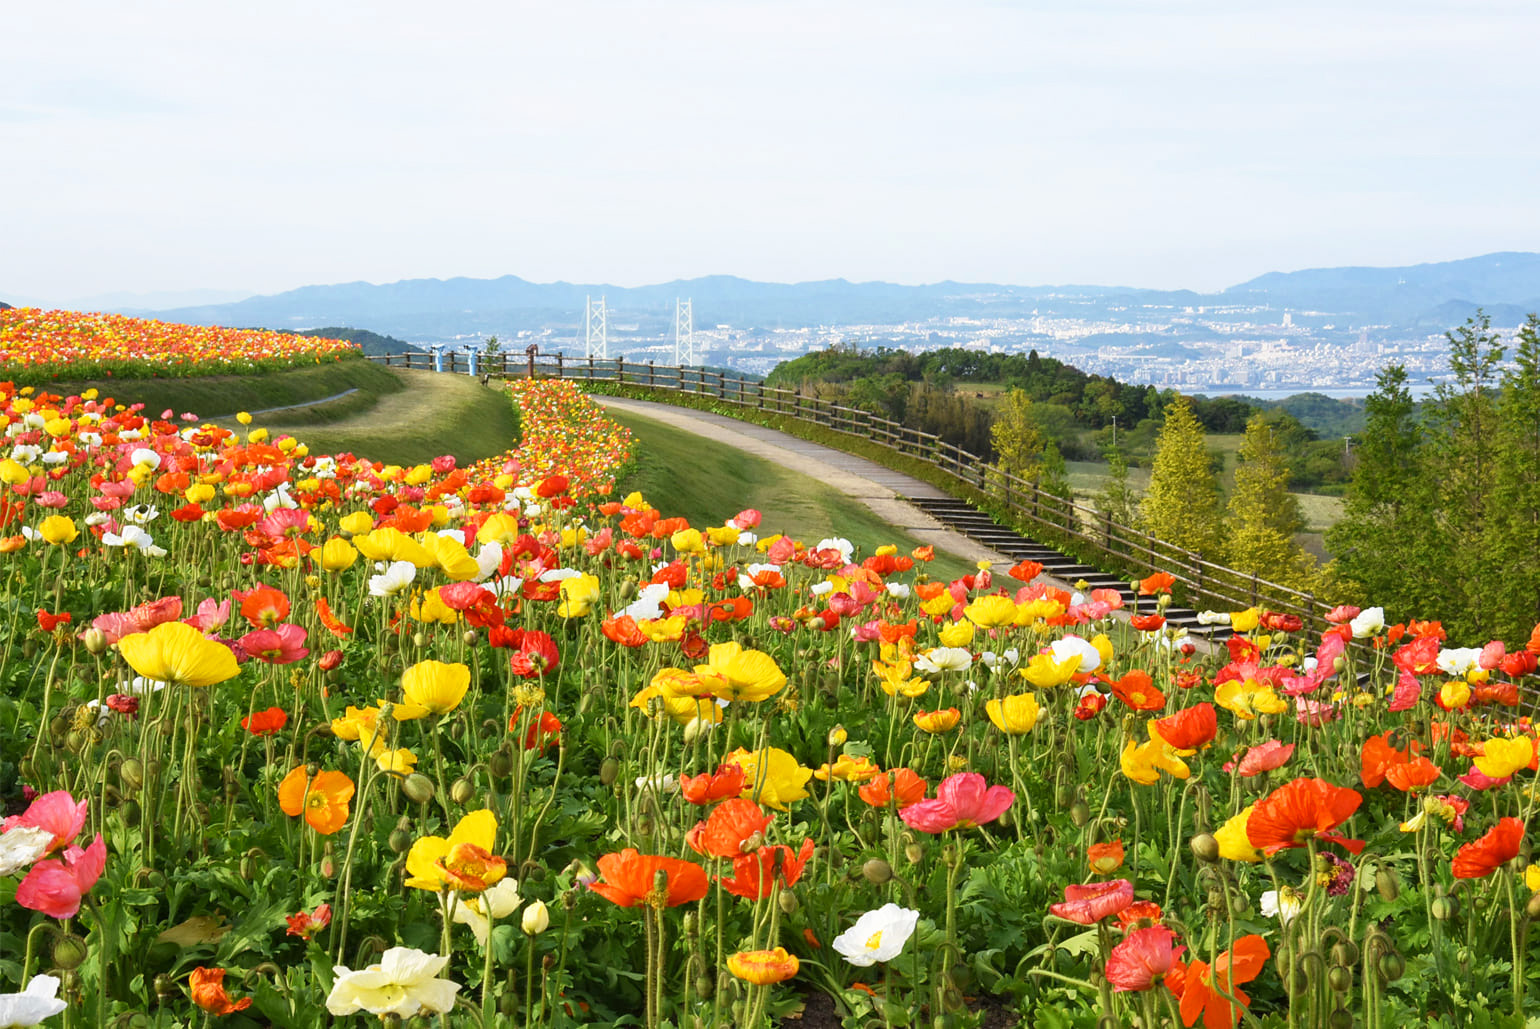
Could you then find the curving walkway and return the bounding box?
[591,395,1011,567]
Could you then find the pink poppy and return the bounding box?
[15,834,107,919]
[1388,670,1422,712]
[1459,766,1511,791]
[3,791,88,854]
[1105,925,1185,992]
[1229,741,1295,777]
[437,582,496,611]
[183,598,231,632]
[1049,879,1135,924]
[1294,698,1339,726]
[34,491,69,509]
[899,773,1014,834]
[1325,605,1360,624]
[237,624,310,664]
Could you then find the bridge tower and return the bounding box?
[673,298,694,365]
[584,295,608,359]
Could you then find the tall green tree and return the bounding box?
[1225,413,1314,589]
[1486,313,1540,641]
[1142,395,1223,558]
[990,387,1047,485]
[1426,311,1506,638]
[1325,364,1443,621]
[1096,446,1140,529]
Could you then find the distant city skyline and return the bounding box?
[6,1,1539,304]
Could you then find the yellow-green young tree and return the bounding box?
[1224,414,1315,589]
[1486,313,1540,642]
[1141,395,1223,558]
[990,387,1047,485]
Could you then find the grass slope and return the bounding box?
[608,408,979,581]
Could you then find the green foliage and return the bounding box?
[990,389,1047,484]
[1224,414,1316,589]
[1485,314,1540,642]
[1141,396,1223,558]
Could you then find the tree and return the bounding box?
[1224,414,1314,589]
[1141,395,1223,559]
[990,388,1047,484]
[1095,446,1140,530]
[1486,313,1540,642]
[1324,364,1443,620]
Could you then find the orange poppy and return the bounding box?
[1150,703,1217,751]
[440,841,508,893]
[727,947,800,985]
[1245,777,1364,856]
[858,768,928,810]
[1138,571,1175,595]
[681,763,748,806]
[913,708,961,734]
[685,798,773,859]
[190,967,252,1015]
[1384,756,1440,792]
[1008,559,1044,582]
[237,585,289,628]
[1130,614,1166,632]
[588,849,709,908]
[1087,840,1125,875]
[719,838,815,900]
[1452,817,1524,879]
[277,766,355,835]
[1360,733,1417,788]
[1179,934,1269,1029]
[315,597,354,637]
[1109,670,1166,712]
[601,615,648,648]
[240,706,288,736]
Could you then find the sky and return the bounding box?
[5,0,1539,306]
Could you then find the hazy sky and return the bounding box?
[5,0,1538,305]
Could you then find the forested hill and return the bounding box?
[290,327,415,357]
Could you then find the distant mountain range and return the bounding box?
[6,252,1538,342]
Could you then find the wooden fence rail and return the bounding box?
[370,352,1332,629]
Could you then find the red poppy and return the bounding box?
[1008,559,1044,582]
[718,839,815,900]
[1074,693,1108,720]
[1246,777,1364,856]
[36,609,72,632]
[1130,614,1166,632]
[1150,703,1217,751]
[1259,612,1303,633]
[506,628,560,677]
[1114,900,1164,931]
[1050,879,1135,924]
[588,849,709,908]
[685,798,773,859]
[285,902,332,940]
[681,763,748,806]
[1179,934,1269,1029]
[858,768,928,810]
[241,706,288,736]
[1452,817,1525,879]
[511,709,562,751]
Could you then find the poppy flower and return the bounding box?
[725,747,813,811]
[237,624,309,664]
[190,968,252,1015]
[396,660,471,718]
[913,708,961,734]
[3,790,87,854]
[1138,571,1175,595]
[406,810,506,893]
[277,766,355,836]
[14,834,107,919]
[235,584,290,628]
[686,798,773,859]
[1384,756,1440,792]
[985,693,1041,734]
[1150,703,1217,752]
[832,904,921,966]
[325,946,460,1017]
[35,610,70,633]
[858,768,928,810]
[601,615,648,647]
[1246,777,1364,856]
[1474,736,1535,779]
[240,706,288,735]
[116,620,240,688]
[1105,925,1184,992]
[696,641,786,703]
[727,948,800,985]
[719,839,816,900]
[1109,670,1165,712]
[506,629,560,678]
[1087,840,1125,875]
[1452,817,1525,879]
[681,764,747,805]
[813,754,881,783]
[1226,740,1294,777]
[900,773,1013,833]
[1048,879,1135,924]
[511,709,562,751]
[286,902,332,940]
[588,849,709,908]
[1179,934,1269,1029]
[315,597,354,637]
[1130,614,1166,632]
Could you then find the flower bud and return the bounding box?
[1069,800,1090,827]
[81,627,108,654]
[489,746,515,779]
[319,649,343,671]
[1375,866,1398,902]
[1328,965,1353,992]
[53,935,88,970]
[862,858,893,884]
[1431,896,1457,921]
[451,778,475,806]
[521,900,550,935]
[412,633,426,648]
[778,891,799,915]
[599,756,620,786]
[1378,951,1405,982]
[402,773,435,805]
[1526,893,1540,921]
[1328,1011,1354,1029]
[1190,833,1220,863]
[119,758,144,790]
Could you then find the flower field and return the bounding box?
[3,367,1540,1028]
[0,309,360,383]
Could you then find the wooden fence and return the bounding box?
[372,351,1333,632]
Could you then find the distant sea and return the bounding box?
[1192,384,1440,401]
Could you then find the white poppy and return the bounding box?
[832,904,921,967]
[0,974,68,1026]
[451,878,522,947]
[0,826,54,877]
[326,947,460,1017]
[1050,635,1102,673]
[914,647,972,674]
[368,561,417,597]
[1349,607,1385,638]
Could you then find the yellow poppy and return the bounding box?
[1120,736,1190,785]
[1475,735,1534,779]
[937,620,975,648]
[319,537,359,572]
[396,660,471,719]
[406,809,502,891]
[985,693,1040,735]
[1214,805,1265,862]
[697,642,786,703]
[964,594,1018,628]
[420,533,481,581]
[117,621,240,688]
[37,515,79,546]
[913,708,961,734]
[1019,650,1082,689]
[1214,678,1288,720]
[557,574,601,618]
[726,746,812,811]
